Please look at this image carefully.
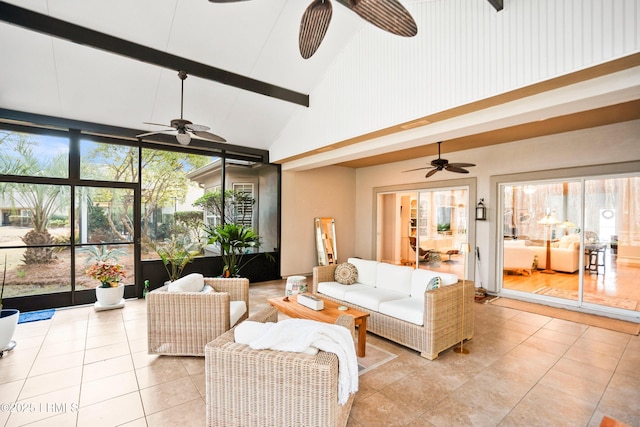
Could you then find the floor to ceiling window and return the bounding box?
[1,119,279,311]
[499,173,640,318]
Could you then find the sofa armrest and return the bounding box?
[421,280,475,360]
[312,264,338,293]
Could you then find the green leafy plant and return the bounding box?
[86,261,126,288]
[80,245,128,265]
[204,223,272,278]
[155,236,201,282]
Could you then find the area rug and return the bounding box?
[18,309,55,324]
[358,343,397,375]
[532,287,638,311]
[491,298,640,335]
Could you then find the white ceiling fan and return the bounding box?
[136,71,226,145]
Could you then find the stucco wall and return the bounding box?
[280,166,356,277]
[353,120,640,291]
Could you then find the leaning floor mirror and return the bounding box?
[315,217,337,266]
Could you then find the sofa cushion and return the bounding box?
[167,273,205,293]
[375,263,413,295]
[230,300,247,327]
[347,258,378,286]
[334,262,358,285]
[379,298,424,326]
[317,282,373,300]
[410,269,458,301]
[344,288,406,312]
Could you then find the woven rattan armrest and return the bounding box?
[312,264,338,293]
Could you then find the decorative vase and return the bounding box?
[95,284,125,311]
[0,308,19,355]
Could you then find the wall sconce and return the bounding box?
[475,199,487,221]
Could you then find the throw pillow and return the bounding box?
[334,263,358,285]
[426,276,442,290]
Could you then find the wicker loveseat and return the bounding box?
[147,276,249,356]
[313,258,474,360]
[205,306,356,427]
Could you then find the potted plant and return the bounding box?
[86,260,127,308]
[155,236,201,282]
[204,223,272,277]
[1,254,19,356]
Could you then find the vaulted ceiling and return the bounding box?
[1,0,638,168]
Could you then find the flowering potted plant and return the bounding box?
[86,261,127,309]
[86,261,127,288]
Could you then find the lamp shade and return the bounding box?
[537,213,560,226]
[460,243,471,253]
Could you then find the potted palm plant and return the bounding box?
[0,254,19,356]
[205,223,271,278]
[155,236,201,282]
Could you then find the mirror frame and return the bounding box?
[315,217,337,265]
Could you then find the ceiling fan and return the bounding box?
[136,70,226,146]
[208,0,418,59]
[404,142,476,178]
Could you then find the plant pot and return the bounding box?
[0,308,19,353]
[95,285,125,311]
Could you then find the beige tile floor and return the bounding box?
[1,280,639,426]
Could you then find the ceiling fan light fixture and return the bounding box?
[176,131,191,145]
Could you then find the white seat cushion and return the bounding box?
[230,300,247,327]
[167,273,205,293]
[379,298,424,326]
[317,282,373,300]
[344,288,406,312]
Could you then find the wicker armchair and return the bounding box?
[147,277,249,356]
[205,306,356,427]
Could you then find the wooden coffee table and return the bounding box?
[267,294,370,357]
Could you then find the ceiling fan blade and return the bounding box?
[299,0,333,59]
[136,129,175,138]
[185,123,210,132]
[192,130,227,143]
[344,0,417,37]
[445,165,470,174]
[447,162,476,168]
[143,121,173,128]
[425,168,440,178]
[403,166,434,172]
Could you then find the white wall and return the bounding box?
[271,0,640,162]
[353,120,640,291]
[281,166,356,277]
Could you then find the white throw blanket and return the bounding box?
[235,319,358,404]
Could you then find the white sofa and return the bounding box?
[530,234,581,273]
[312,258,474,360]
[503,240,535,275]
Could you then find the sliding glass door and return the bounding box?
[499,174,640,316]
[375,180,474,281]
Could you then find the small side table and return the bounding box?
[585,243,606,274]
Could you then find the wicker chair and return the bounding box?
[205,306,356,427]
[147,277,249,356]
